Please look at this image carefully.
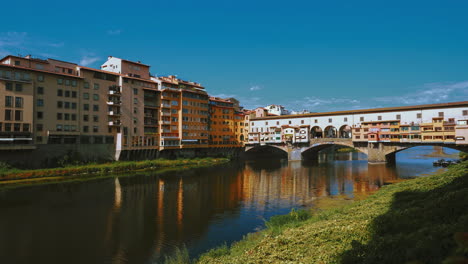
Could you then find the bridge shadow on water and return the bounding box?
[339,164,468,264]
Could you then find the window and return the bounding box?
[36,124,43,131]
[438,112,444,117]
[5,82,13,91]
[57,113,63,120]
[314,119,318,123]
[4,123,11,132]
[64,102,70,109]
[396,114,401,120]
[134,98,138,104]
[417,113,422,118]
[14,60,20,66]
[360,117,364,121]
[93,115,98,122]
[14,97,23,108]
[94,83,99,90]
[83,93,89,100]
[64,113,70,120]
[289,121,291,124]
[5,96,12,107]
[265,121,268,125]
[84,104,89,111]
[344,117,348,122]
[71,80,77,87]
[71,114,76,121]
[57,101,63,108]
[65,80,70,86]
[37,99,44,107]
[93,105,99,111]
[329,118,332,123]
[14,110,22,121]
[72,91,77,98]
[4,110,12,120]
[57,89,63,96]
[37,111,43,119]
[93,94,99,101]
[84,82,89,89]
[93,126,98,133]
[463,110,468,116]
[65,90,70,97]
[83,126,89,133]
[15,83,22,91]
[37,75,44,82]
[378,116,382,121]
[37,86,44,94]
[36,136,42,143]
[71,102,77,109]
[57,78,63,85]
[56,124,63,131]
[83,115,89,121]
[133,88,138,95]
[301,120,304,124]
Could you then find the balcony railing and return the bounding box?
[108,121,121,126]
[108,90,121,96]
[107,101,122,106]
[108,110,121,116]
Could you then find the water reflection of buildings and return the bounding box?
[0,158,402,264]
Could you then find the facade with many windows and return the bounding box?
[0,54,247,161]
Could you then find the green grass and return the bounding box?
[197,161,468,264]
[0,158,229,188]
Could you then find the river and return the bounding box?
[0,146,459,264]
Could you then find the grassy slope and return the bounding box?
[197,161,468,264]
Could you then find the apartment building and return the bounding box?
[0,54,247,165]
[208,97,237,147]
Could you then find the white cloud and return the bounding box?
[0,32,28,57]
[249,85,262,91]
[79,55,100,66]
[107,29,122,35]
[47,42,64,48]
[373,81,468,105]
[211,93,237,98]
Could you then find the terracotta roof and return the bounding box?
[0,64,83,79]
[251,101,468,120]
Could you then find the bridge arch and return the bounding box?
[339,125,352,138]
[324,126,338,138]
[245,144,289,159]
[301,142,367,160]
[383,144,468,158]
[310,126,323,138]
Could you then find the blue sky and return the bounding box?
[1,0,468,111]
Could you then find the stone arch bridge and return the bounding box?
[245,138,468,163]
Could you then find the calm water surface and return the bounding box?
[0,146,458,263]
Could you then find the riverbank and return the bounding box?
[0,158,229,189]
[195,161,468,264]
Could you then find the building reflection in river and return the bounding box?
[0,151,429,264]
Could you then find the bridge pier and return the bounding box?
[367,142,396,163]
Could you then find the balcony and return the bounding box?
[108,90,121,96]
[108,120,121,126]
[161,120,171,124]
[107,100,122,106]
[161,112,171,116]
[161,103,171,108]
[108,110,121,116]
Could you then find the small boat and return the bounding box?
[433,159,446,166]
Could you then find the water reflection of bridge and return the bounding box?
[0,160,410,263]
